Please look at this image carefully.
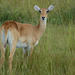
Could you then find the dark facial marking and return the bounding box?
[42,17,45,20]
[46,10,49,13]
[39,10,41,13]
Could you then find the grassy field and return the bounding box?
[0,25,75,75]
[0,0,75,75]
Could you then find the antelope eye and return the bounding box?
[39,10,41,13]
[46,10,49,13]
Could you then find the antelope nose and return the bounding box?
[42,17,45,20]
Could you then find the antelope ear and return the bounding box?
[46,5,54,13]
[34,5,41,11]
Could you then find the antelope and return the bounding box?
[0,5,54,72]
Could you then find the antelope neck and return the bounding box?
[38,18,47,33]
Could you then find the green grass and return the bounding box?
[0,24,75,75]
[0,0,75,24]
[0,0,75,75]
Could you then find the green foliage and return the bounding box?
[0,0,75,75]
[0,25,75,75]
[0,0,75,25]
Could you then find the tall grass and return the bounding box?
[0,25,75,75]
[0,0,75,25]
[0,0,75,75]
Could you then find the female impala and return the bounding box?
[0,5,54,72]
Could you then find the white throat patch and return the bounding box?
[41,18,47,24]
[44,18,47,24]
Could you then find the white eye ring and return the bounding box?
[45,11,47,13]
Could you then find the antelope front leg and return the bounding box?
[27,45,34,57]
[30,47,34,57]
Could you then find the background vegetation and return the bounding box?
[0,0,75,25]
[0,0,75,75]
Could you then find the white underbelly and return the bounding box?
[16,41,27,48]
[16,40,39,48]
